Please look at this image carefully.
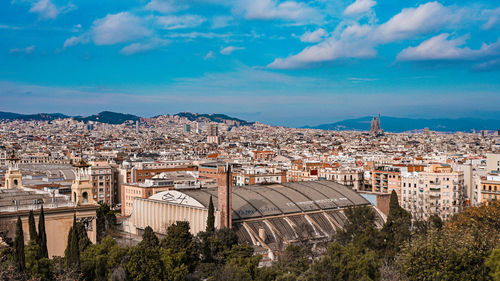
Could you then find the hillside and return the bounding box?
[174,112,253,126]
[307,116,500,132]
[0,111,69,121]
[0,111,253,126]
[73,111,140,124]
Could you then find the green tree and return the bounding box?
[96,203,116,243]
[161,221,197,269]
[14,216,25,271]
[196,228,239,263]
[81,236,127,281]
[138,226,159,248]
[397,229,491,281]
[160,248,189,281]
[25,240,53,280]
[125,227,164,281]
[428,214,443,230]
[65,214,81,269]
[206,196,215,233]
[382,190,412,259]
[125,245,164,281]
[335,205,382,251]
[274,244,309,278]
[38,206,48,258]
[76,221,91,254]
[28,210,38,242]
[300,242,380,281]
[487,246,500,281]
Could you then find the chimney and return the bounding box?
[218,163,232,228]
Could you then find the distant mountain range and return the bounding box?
[306,116,500,132]
[0,110,253,126]
[174,112,253,126]
[73,111,140,124]
[0,112,70,121]
[2,111,498,132]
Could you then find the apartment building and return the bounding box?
[89,161,115,206]
[232,166,286,186]
[287,160,330,182]
[480,173,500,205]
[371,166,401,196]
[486,153,500,173]
[0,147,7,166]
[319,168,366,191]
[401,164,465,220]
[253,150,276,161]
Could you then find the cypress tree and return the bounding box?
[28,210,38,241]
[38,206,48,258]
[64,225,74,266]
[66,214,80,268]
[382,190,412,259]
[388,190,401,217]
[14,216,26,271]
[206,196,215,232]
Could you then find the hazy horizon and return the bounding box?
[1,0,500,127]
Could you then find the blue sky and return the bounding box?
[1,0,499,127]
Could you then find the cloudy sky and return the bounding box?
[1,0,500,127]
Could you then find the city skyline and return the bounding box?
[1,0,500,127]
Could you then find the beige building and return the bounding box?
[401,164,465,220]
[480,174,500,206]
[0,147,6,166]
[71,160,95,205]
[0,188,98,258]
[486,153,500,173]
[319,168,365,191]
[122,172,200,216]
[90,161,115,205]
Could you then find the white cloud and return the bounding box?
[165,32,234,39]
[397,34,472,61]
[474,58,500,71]
[482,7,500,30]
[269,23,375,69]
[232,0,322,24]
[220,46,244,55]
[375,2,453,43]
[268,2,463,69]
[155,15,205,30]
[145,0,187,13]
[300,28,328,43]
[9,45,35,54]
[344,0,376,15]
[29,0,58,19]
[398,34,500,61]
[204,51,215,59]
[63,34,90,48]
[92,12,151,45]
[27,0,76,20]
[120,38,169,55]
[211,15,233,29]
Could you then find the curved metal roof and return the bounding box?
[152,180,370,220]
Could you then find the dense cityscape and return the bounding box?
[0,112,499,280]
[2,0,500,279]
